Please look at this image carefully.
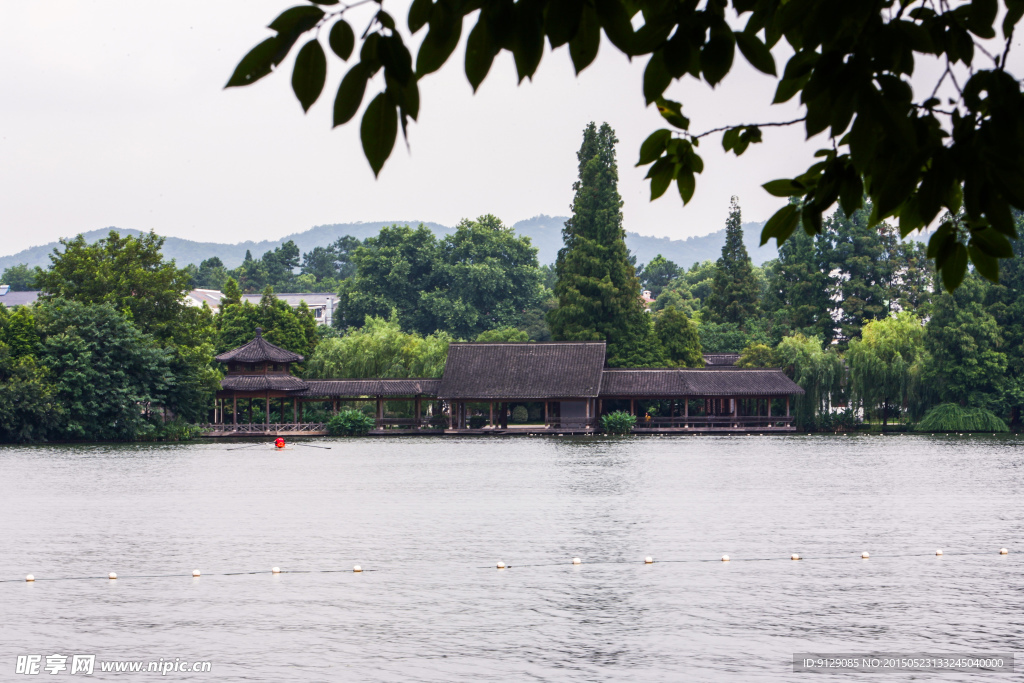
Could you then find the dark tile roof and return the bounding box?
[600,369,684,396]
[0,290,40,307]
[215,329,304,363]
[300,379,440,397]
[220,375,308,392]
[678,368,805,396]
[703,353,740,366]
[598,368,804,397]
[437,342,606,399]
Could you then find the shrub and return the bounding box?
[527,404,542,421]
[511,405,529,423]
[601,411,636,435]
[915,404,1009,433]
[428,412,449,428]
[327,409,376,436]
[469,414,487,429]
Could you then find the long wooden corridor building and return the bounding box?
[208,331,804,436]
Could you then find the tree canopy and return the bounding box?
[230,0,1024,290]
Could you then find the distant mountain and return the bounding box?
[512,215,777,267]
[0,216,777,275]
[0,221,453,272]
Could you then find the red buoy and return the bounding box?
[274,437,286,449]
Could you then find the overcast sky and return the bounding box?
[1,2,1019,257]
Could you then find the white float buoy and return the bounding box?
[353,565,362,573]
[272,567,281,574]
[25,574,34,582]
[496,561,506,569]
[861,552,870,559]
[192,569,201,577]
[791,554,801,560]
[644,556,653,564]
[721,554,730,562]
[572,557,581,565]
[1000,548,1009,555]
[935,549,943,556]
[108,572,117,580]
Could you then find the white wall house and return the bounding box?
[186,289,337,326]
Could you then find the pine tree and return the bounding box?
[771,210,834,342]
[547,122,664,366]
[705,197,760,325]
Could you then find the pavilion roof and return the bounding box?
[214,328,304,364]
[437,342,606,399]
[220,375,308,392]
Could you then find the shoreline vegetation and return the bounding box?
[2,123,1023,443]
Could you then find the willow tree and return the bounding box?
[304,315,452,378]
[548,122,664,367]
[846,312,927,426]
[775,333,844,431]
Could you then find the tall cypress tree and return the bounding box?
[705,196,759,325]
[548,122,664,366]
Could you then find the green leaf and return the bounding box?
[760,203,800,245]
[734,31,775,75]
[654,98,689,130]
[465,20,498,91]
[291,40,327,112]
[545,0,583,48]
[408,0,433,33]
[970,228,1013,257]
[1003,0,1024,39]
[568,6,600,74]
[361,92,398,177]
[329,20,355,60]
[762,178,804,197]
[646,158,673,200]
[225,37,283,88]
[967,0,998,38]
[968,245,1000,282]
[333,62,369,127]
[940,243,968,292]
[416,8,463,77]
[637,129,671,165]
[268,6,324,36]
[700,31,735,86]
[677,171,696,204]
[379,34,414,85]
[512,0,545,82]
[643,51,671,104]
[594,0,635,55]
[376,10,397,31]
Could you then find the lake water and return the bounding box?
[0,434,1021,681]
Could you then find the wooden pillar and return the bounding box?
[332,399,338,415]
[447,401,453,430]
[265,394,270,427]
[544,401,549,424]
[292,398,297,424]
[786,396,790,417]
[415,396,422,427]
[489,402,494,428]
[630,399,635,416]
[376,396,383,428]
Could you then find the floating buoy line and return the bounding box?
[2,548,1012,584]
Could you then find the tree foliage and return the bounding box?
[548,122,665,367]
[705,196,759,324]
[305,314,452,378]
[654,306,703,367]
[846,312,926,424]
[232,0,1024,288]
[775,333,844,430]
